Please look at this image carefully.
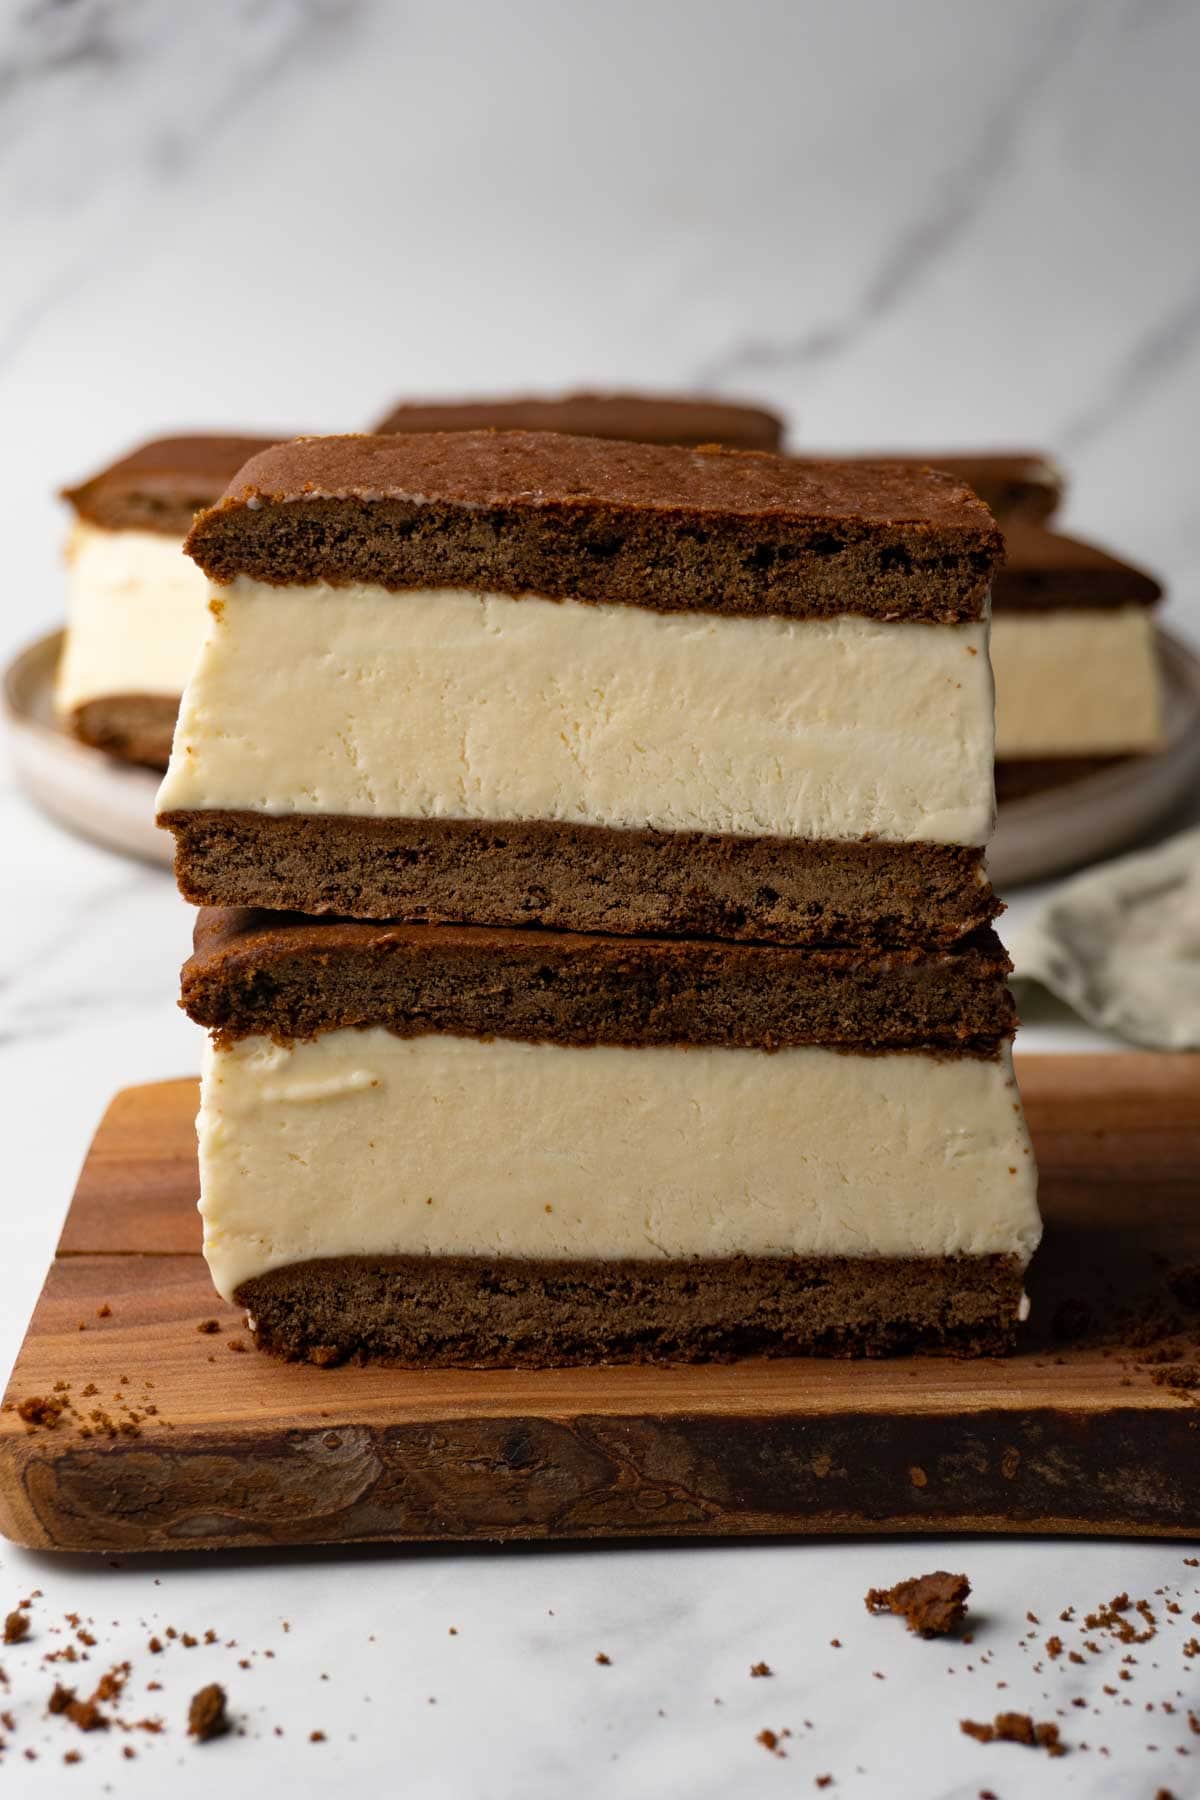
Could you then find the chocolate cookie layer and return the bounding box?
[373,390,783,451]
[183,908,1015,1053]
[797,453,1062,525]
[183,432,1002,623]
[63,434,291,536]
[994,756,1132,802]
[994,526,1162,611]
[236,1251,1025,1367]
[916,454,1062,524]
[161,813,1000,949]
[69,695,178,770]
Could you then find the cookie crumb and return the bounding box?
[961,1712,1066,1756]
[64,1696,109,1732]
[16,1396,63,1429]
[594,1652,611,1666]
[3,1612,29,1646]
[866,1571,970,1638]
[187,1683,229,1743]
[196,1320,221,1335]
[750,1661,772,1678]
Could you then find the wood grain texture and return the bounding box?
[2,1055,1199,1552]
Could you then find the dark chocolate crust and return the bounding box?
[68,695,177,770]
[183,908,1015,1054]
[995,755,1133,803]
[160,811,1000,949]
[183,432,1002,624]
[373,390,783,451]
[797,454,1062,525]
[994,525,1162,611]
[236,1252,1025,1367]
[63,434,293,536]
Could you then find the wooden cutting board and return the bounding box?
[1,1054,1198,1553]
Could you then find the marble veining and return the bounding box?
[1058,269,1200,452]
[0,0,366,370]
[694,0,1091,388]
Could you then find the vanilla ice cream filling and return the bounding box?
[198,1031,1040,1302]
[992,607,1163,759]
[55,522,210,713]
[158,580,997,846]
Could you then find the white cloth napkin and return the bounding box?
[1009,826,1200,1048]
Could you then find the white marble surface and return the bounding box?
[2,2,1200,1793]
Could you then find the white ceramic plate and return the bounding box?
[3,629,173,868]
[6,625,1200,887]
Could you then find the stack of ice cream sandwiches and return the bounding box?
[156,428,1040,1368]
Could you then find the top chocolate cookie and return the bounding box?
[372,389,783,451]
[994,525,1162,610]
[797,452,1062,526]
[63,434,292,536]
[918,453,1061,525]
[185,432,1003,623]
